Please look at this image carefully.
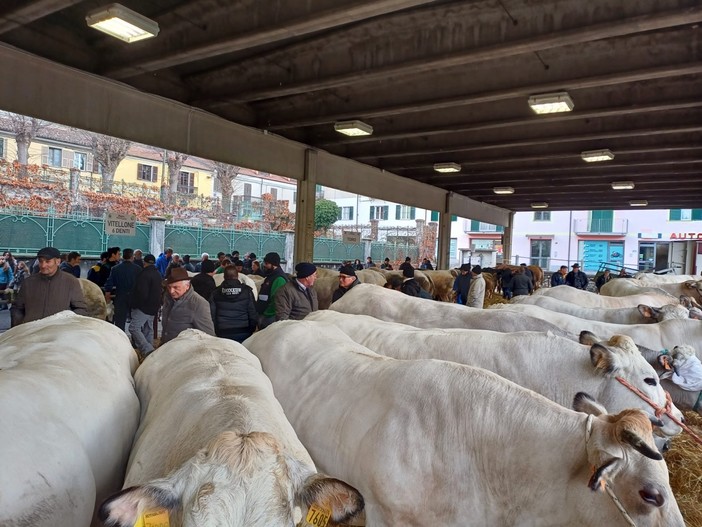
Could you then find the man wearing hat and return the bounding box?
[332,264,360,303]
[565,263,589,290]
[256,252,289,329]
[161,267,215,345]
[129,254,162,357]
[400,265,423,297]
[467,265,486,308]
[275,262,318,321]
[11,246,87,327]
[452,263,473,305]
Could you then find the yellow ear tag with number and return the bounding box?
[305,503,331,527]
[134,507,170,527]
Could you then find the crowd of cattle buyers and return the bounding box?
[2,244,702,526]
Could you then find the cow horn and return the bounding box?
[648,415,664,428]
[620,430,663,461]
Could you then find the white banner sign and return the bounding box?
[342,231,362,244]
[105,211,136,236]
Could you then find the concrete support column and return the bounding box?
[69,168,80,203]
[363,239,372,260]
[437,193,453,270]
[148,216,167,257]
[501,211,515,264]
[283,230,295,274]
[293,149,317,266]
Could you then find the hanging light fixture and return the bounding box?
[527,91,574,114]
[86,3,160,43]
[629,200,648,207]
[493,187,515,194]
[531,202,549,209]
[611,181,635,190]
[433,162,461,173]
[333,120,373,136]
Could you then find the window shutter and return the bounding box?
[470,220,480,231]
[410,207,416,219]
[85,153,93,172]
[451,215,457,222]
[62,149,72,168]
[153,166,158,182]
[692,209,702,221]
[369,207,375,220]
[430,210,439,221]
[349,206,354,220]
[383,206,388,220]
[41,146,49,165]
[669,209,682,221]
[395,205,401,220]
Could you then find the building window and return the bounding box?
[137,163,158,182]
[178,171,196,194]
[369,205,389,221]
[530,239,551,269]
[395,205,416,220]
[47,147,62,168]
[270,187,278,200]
[73,152,87,171]
[293,191,297,203]
[0,138,5,159]
[533,211,551,221]
[338,206,354,221]
[244,183,252,202]
[315,184,324,199]
[669,209,702,221]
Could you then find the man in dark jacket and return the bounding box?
[275,262,318,321]
[400,265,423,297]
[565,263,589,290]
[161,267,215,344]
[550,265,568,287]
[87,251,110,287]
[59,251,82,278]
[452,264,472,304]
[210,265,258,343]
[332,264,360,303]
[129,254,162,357]
[511,266,533,297]
[104,248,142,332]
[191,259,217,300]
[11,246,87,327]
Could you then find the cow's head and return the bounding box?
[638,303,690,322]
[578,331,684,438]
[99,431,363,527]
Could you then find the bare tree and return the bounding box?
[6,113,47,178]
[213,161,240,213]
[162,151,188,205]
[88,133,131,193]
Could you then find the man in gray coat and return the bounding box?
[160,267,215,344]
[275,262,319,321]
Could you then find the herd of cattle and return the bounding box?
[2,268,701,526]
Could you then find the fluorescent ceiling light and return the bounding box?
[334,120,373,136]
[86,3,159,43]
[531,202,549,209]
[581,149,615,162]
[629,200,648,207]
[611,181,635,190]
[528,91,574,114]
[433,162,461,173]
[493,186,515,194]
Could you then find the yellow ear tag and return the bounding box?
[305,503,331,527]
[134,508,170,527]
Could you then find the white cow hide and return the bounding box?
[0,311,139,527]
[100,329,363,527]
[534,285,675,308]
[306,310,684,436]
[244,320,683,527]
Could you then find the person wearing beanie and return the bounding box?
[467,265,486,308]
[452,263,473,305]
[256,252,289,329]
[332,264,360,303]
[11,247,88,327]
[191,258,217,301]
[400,264,423,297]
[275,262,318,321]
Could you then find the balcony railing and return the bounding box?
[573,218,628,235]
[177,185,197,194]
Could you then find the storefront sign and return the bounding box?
[670,233,702,240]
[342,231,361,244]
[105,211,136,236]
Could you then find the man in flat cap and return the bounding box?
[11,246,87,327]
[160,267,215,345]
[332,264,360,303]
[275,262,318,321]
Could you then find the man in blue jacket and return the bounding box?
[155,247,173,278]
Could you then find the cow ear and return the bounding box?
[589,343,618,374]
[588,459,617,492]
[297,473,365,524]
[620,429,663,461]
[573,392,607,416]
[99,484,180,527]
[638,304,658,319]
[579,331,599,346]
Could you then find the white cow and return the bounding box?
[306,310,684,438]
[99,329,363,527]
[330,283,573,337]
[634,272,701,283]
[0,311,139,527]
[600,277,702,300]
[511,294,693,323]
[534,285,676,308]
[244,320,684,527]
